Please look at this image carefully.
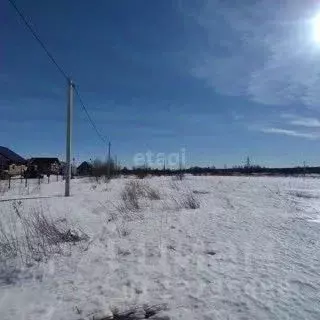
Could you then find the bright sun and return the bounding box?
[312,13,320,43]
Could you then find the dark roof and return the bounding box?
[77,161,93,170]
[0,146,26,163]
[29,158,60,165]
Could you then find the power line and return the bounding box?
[8,0,107,145]
[74,86,107,144]
[8,0,69,80]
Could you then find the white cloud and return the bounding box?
[290,118,320,127]
[290,118,320,128]
[280,114,320,127]
[189,0,320,107]
[260,127,320,139]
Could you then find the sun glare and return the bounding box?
[312,13,320,43]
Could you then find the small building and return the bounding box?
[28,158,61,175]
[77,161,93,176]
[0,146,26,176]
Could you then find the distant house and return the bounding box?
[77,161,93,176]
[28,158,61,175]
[0,146,26,176]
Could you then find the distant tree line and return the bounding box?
[79,159,320,178]
[118,165,319,177]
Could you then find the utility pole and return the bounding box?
[107,141,111,179]
[65,78,73,197]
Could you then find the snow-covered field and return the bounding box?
[0,175,320,320]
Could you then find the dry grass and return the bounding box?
[121,181,141,211]
[115,181,161,225]
[172,191,200,210]
[97,304,169,320]
[169,181,181,193]
[141,184,161,200]
[120,181,161,212]
[0,215,20,261]
[289,190,320,199]
[0,204,88,266]
[193,190,210,195]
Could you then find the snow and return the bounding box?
[0,175,320,319]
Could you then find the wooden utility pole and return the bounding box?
[65,78,73,197]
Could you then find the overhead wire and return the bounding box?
[8,0,107,144]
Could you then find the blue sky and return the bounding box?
[2,0,320,168]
